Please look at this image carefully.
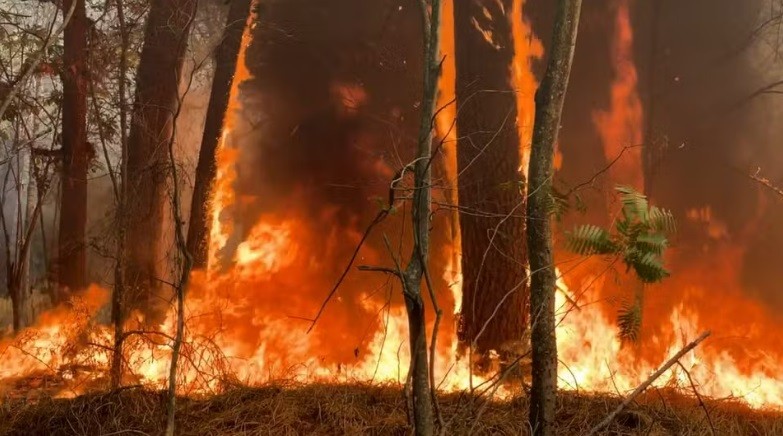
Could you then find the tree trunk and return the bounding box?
[9,279,25,332]
[187,0,254,270]
[110,0,130,388]
[526,1,582,435]
[401,1,443,434]
[57,0,89,302]
[453,0,528,358]
[125,0,196,320]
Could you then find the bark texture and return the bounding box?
[402,2,443,434]
[187,0,253,269]
[58,0,89,301]
[454,0,528,357]
[125,0,196,320]
[526,1,582,435]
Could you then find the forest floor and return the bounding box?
[0,382,781,435]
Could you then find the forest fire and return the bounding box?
[2,1,783,434]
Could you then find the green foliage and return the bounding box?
[565,185,676,340]
[566,224,615,255]
[617,300,642,342]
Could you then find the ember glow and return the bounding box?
[2,0,783,413]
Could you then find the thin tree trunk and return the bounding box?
[57,0,89,302]
[110,0,130,388]
[125,0,197,321]
[402,1,442,435]
[453,0,528,360]
[187,0,254,270]
[526,1,582,435]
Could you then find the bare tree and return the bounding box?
[109,0,131,388]
[401,1,442,433]
[187,0,254,270]
[124,0,197,321]
[57,0,89,303]
[526,1,582,435]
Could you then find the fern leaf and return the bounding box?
[566,225,616,255]
[626,251,670,283]
[618,301,642,342]
[648,206,676,234]
[634,233,668,256]
[616,185,648,221]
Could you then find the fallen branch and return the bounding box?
[676,360,716,435]
[587,330,711,435]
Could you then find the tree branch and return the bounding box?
[587,331,711,435]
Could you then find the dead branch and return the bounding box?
[0,1,78,121]
[750,168,783,198]
[676,360,716,435]
[587,331,711,435]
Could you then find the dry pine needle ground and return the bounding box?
[0,383,781,435]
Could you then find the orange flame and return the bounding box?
[511,0,543,175]
[593,0,644,191]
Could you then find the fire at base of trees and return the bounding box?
[1,0,783,435]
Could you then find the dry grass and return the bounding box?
[0,383,781,435]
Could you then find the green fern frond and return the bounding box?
[634,233,668,256]
[626,250,669,283]
[616,185,649,222]
[618,301,642,342]
[648,206,676,234]
[566,225,616,255]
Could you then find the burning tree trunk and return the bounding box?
[453,0,529,359]
[187,0,254,270]
[526,1,582,435]
[57,0,89,302]
[125,0,196,319]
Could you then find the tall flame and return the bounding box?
[435,0,463,314]
[207,3,256,273]
[593,0,644,190]
[511,0,543,175]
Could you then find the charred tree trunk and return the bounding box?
[453,0,528,358]
[125,0,196,320]
[57,0,89,302]
[526,1,582,435]
[187,0,253,270]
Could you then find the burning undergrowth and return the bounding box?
[3,1,783,431]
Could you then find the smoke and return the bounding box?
[629,0,783,311]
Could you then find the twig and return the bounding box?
[587,331,711,435]
[307,167,405,333]
[749,168,783,198]
[0,0,78,121]
[357,265,402,277]
[675,360,716,435]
